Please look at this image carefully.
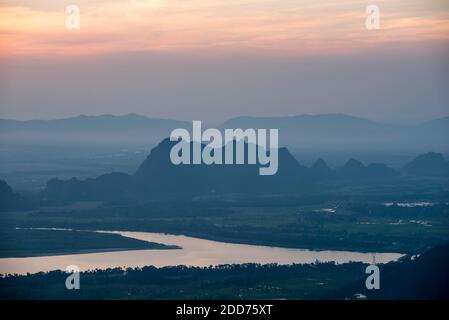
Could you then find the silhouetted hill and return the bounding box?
[42,138,403,201]
[133,138,305,194]
[403,152,449,176]
[44,173,134,202]
[365,163,399,179]
[334,159,398,180]
[309,158,332,179]
[0,180,36,212]
[43,138,304,201]
[336,242,449,299]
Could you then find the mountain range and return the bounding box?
[1,113,448,153]
[0,113,188,146]
[221,114,449,153]
[40,138,449,202]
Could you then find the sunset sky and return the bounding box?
[0,0,448,122]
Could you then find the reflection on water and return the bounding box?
[0,230,404,275]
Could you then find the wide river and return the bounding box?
[0,230,404,275]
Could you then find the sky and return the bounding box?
[0,0,448,123]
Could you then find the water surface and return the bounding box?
[0,230,404,275]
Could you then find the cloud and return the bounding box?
[0,0,448,57]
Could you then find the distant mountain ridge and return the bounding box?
[2,113,447,152]
[0,113,189,145]
[0,113,186,130]
[221,113,380,130]
[221,113,449,153]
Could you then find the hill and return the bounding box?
[0,114,189,146]
[41,138,402,201]
[0,180,36,212]
[403,152,449,176]
[335,242,449,299]
[221,114,449,153]
[1,113,448,153]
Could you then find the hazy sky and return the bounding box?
[0,0,448,122]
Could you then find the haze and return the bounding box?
[0,0,448,123]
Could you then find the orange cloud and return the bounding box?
[0,0,448,57]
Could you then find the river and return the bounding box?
[0,230,404,275]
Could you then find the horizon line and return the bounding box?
[1,112,448,125]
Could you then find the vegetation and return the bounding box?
[1,150,448,299]
[0,262,367,299]
[2,193,448,255]
[1,242,447,300]
[0,228,178,258]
